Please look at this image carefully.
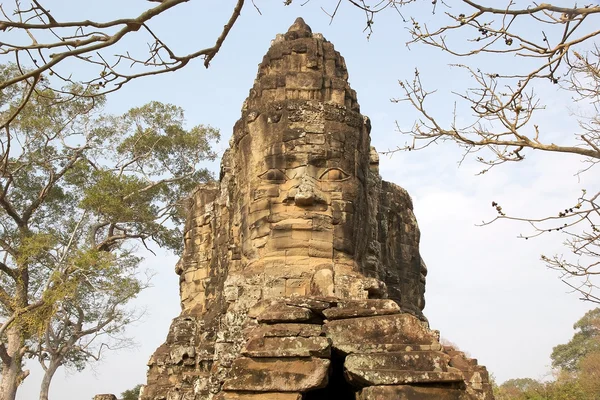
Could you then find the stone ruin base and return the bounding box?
[144,296,494,400]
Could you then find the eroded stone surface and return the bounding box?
[93,395,117,400]
[324,314,437,354]
[141,17,494,400]
[357,386,471,400]
[245,323,323,339]
[345,351,452,372]
[255,303,316,324]
[214,393,301,400]
[323,299,401,320]
[345,351,465,386]
[242,336,331,358]
[222,357,330,392]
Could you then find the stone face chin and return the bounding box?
[140,17,495,400]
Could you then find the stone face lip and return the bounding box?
[357,386,472,400]
[242,336,331,358]
[222,357,330,392]
[324,314,438,354]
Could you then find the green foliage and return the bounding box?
[121,384,142,400]
[551,308,600,372]
[578,351,600,397]
[496,309,600,400]
[0,62,219,397]
[495,378,545,400]
[494,374,587,400]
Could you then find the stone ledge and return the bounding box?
[322,299,402,320]
[345,351,452,372]
[242,336,331,358]
[324,314,438,354]
[346,368,464,386]
[214,392,302,400]
[222,357,330,392]
[245,323,323,339]
[357,385,472,400]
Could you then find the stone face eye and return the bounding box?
[319,168,350,181]
[259,169,287,182]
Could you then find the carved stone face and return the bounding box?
[233,102,371,297]
[174,16,425,320]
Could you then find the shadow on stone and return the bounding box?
[304,352,356,400]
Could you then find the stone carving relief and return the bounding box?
[139,18,494,400]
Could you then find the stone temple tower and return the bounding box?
[141,18,494,400]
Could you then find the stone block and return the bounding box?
[93,395,117,400]
[285,284,307,296]
[246,323,323,339]
[345,351,452,372]
[222,357,330,392]
[272,237,310,250]
[285,72,324,90]
[256,303,316,323]
[170,346,196,365]
[283,297,332,312]
[308,239,333,258]
[323,314,437,354]
[215,393,302,400]
[346,367,464,386]
[357,386,471,400]
[242,336,331,357]
[449,354,473,370]
[249,198,270,214]
[322,299,401,320]
[309,269,335,297]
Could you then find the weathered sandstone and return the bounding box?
[139,17,495,400]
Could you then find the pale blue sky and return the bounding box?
[8,1,599,399]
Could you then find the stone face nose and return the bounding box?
[293,176,323,206]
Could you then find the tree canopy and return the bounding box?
[496,308,600,400]
[551,308,600,372]
[0,63,219,400]
[121,384,142,400]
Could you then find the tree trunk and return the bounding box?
[0,327,25,400]
[39,360,60,400]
